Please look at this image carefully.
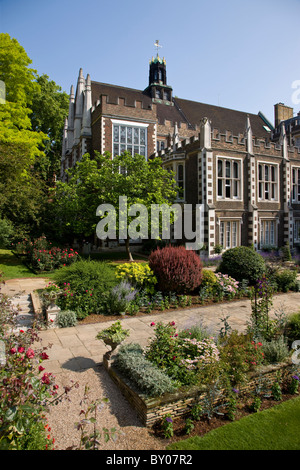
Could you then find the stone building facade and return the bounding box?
[61,54,300,256]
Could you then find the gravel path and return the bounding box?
[46,366,166,451]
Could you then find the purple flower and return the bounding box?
[165,417,173,423]
[292,375,300,381]
[232,388,239,394]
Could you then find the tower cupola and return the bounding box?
[144,41,173,104]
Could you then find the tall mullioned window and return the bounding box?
[260,220,276,247]
[292,167,300,202]
[258,163,277,201]
[219,220,240,249]
[217,158,241,199]
[113,124,147,158]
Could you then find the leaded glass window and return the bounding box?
[113,124,147,158]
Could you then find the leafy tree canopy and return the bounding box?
[53,152,178,259]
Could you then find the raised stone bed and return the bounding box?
[103,353,299,427]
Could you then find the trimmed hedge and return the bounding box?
[217,246,266,285]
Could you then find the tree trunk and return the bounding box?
[125,238,134,262]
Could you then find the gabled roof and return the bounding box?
[90,80,270,139]
[173,97,271,138]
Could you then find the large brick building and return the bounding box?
[61,53,300,256]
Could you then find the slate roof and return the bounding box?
[173,97,271,138]
[91,81,152,110]
[91,81,271,139]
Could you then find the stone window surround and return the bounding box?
[259,217,278,248]
[111,118,149,159]
[216,155,243,201]
[291,166,300,203]
[257,161,279,202]
[217,217,242,250]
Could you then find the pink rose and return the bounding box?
[26,348,35,359]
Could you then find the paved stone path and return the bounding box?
[2,277,300,375]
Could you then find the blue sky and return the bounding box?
[1,0,300,124]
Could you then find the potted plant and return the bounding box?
[41,282,62,308]
[96,321,130,361]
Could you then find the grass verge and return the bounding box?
[0,249,56,280]
[167,396,300,450]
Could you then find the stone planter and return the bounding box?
[46,304,61,327]
[103,356,299,427]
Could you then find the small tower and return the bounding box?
[144,40,173,103]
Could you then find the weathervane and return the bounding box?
[154,39,162,56]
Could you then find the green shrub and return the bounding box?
[104,281,136,315]
[281,243,292,261]
[54,259,117,318]
[0,218,15,248]
[274,269,297,292]
[285,313,300,346]
[190,403,203,421]
[200,269,217,288]
[261,336,289,364]
[113,343,176,397]
[56,310,77,328]
[115,263,157,294]
[217,246,266,285]
[178,323,211,342]
[219,331,264,385]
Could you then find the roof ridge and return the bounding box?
[175,96,260,117]
[91,80,143,94]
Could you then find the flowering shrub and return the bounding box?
[13,236,79,272]
[214,273,239,300]
[115,262,157,294]
[149,245,203,294]
[144,321,220,386]
[0,291,58,449]
[180,337,220,370]
[104,281,137,315]
[199,271,239,303]
[219,331,265,385]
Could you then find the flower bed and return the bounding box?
[104,353,298,427]
[12,236,79,272]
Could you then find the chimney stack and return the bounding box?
[274,102,293,128]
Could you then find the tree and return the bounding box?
[0,142,47,232]
[0,33,46,163]
[53,152,178,260]
[0,34,68,236]
[30,74,69,183]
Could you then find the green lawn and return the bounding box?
[0,248,145,281]
[0,249,56,281]
[168,396,300,450]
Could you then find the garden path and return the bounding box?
[2,277,300,374]
[2,277,300,450]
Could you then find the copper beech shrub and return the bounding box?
[149,245,203,294]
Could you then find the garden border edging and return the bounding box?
[103,353,299,427]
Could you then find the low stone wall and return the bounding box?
[31,290,43,322]
[103,354,298,427]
